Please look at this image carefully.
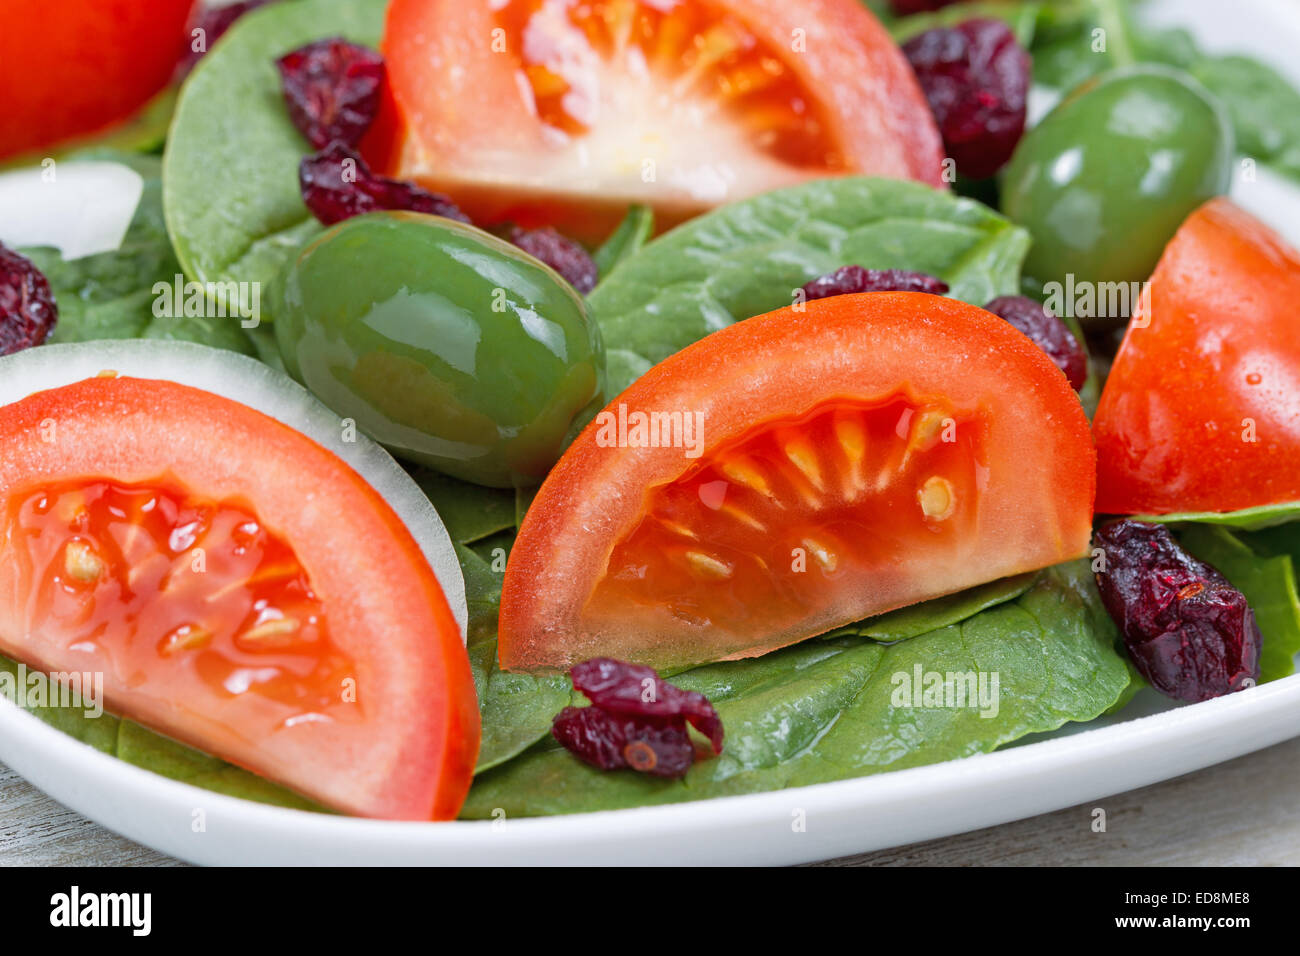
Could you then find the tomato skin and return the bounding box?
[381,0,945,240]
[0,0,196,160]
[1094,199,1300,515]
[500,292,1095,673]
[0,376,479,820]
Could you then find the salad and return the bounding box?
[0,0,1296,827]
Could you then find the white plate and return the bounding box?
[3,0,1299,865]
[3,675,1298,865]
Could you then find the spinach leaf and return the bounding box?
[1177,525,1300,683]
[0,655,320,811]
[1029,0,1144,91]
[410,469,518,546]
[21,151,255,354]
[1139,502,1300,532]
[514,486,539,530]
[457,531,568,772]
[1191,55,1300,183]
[470,638,571,773]
[163,0,387,305]
[457,543,505,644]
[825,572,1040,642]
[1241,522,1300,563]
[462,560,1131,817]
[593,205,654,278]
[587,177,1031,393]
[890,1,1045,47]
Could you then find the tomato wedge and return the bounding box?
[377,0,945,240]
[0,372,478,820]
[1094,199,1300,515]
[500,293,1095,672]
[0,0,195,160]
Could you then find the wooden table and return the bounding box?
[4,736,1300,865]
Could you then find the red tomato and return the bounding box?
[0,0,196,160]
[1094,199,1300,515]
[377,0,945,240]
[0,375,479,820]
[499,293,1095,672]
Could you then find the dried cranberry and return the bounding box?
[277,38,386,150]
[983,295,1088,391]
[801,266,949,301]
[299,143,469,226]
[0,244,58,355]
[1093,520,1262,702]
[507,227,598,295]
[570,657,724,752]
[553,658,724,778]
[181,1,276,74]
[902,19,1030,180]
[552,706,696,778]
[890,0,962,14]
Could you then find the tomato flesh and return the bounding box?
[496,0,845,170]
[380,0,944,239]
[0,0,195,160]
[500,292,1095,672]
[9,478,356,719]
[594,394,985,637]
[1094,198,1300,514]
[0,374,479,820]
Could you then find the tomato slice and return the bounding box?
[1094,199,1300,515]
[499,292,1095,672]
[0,374,478,820]
[0,0,195,160]
[378,0,944,240]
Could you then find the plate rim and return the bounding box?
[4,671,1298,864]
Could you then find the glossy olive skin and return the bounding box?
[1002,65,1234,328]
[275,212,606,488]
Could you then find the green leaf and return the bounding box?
[409,469,518,546]
[825,572,1040,642]
[456,543,505,645]
[21,152,256,353]
[0,656,321,811]
[1240,522,1300,563]
[1177,525,1300,684]
[462,560,1131,817]
[514,485,539,530]
[1191,55,1300,183]
[1137,502,1300,532]
[470,638,571,773]
[593,205,654,279]
[890,2,1044,47]
[1026,2,1117,91]
[588,177,1031,393]
[242,323,289,373]
[163,0,388,310]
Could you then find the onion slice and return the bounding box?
[0,160,144,260]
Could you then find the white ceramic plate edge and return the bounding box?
[3,672,1297,865]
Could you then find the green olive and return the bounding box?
[274,211,606,488]
[1002,65,1234,327]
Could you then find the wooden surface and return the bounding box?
[3,735,1299,865]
